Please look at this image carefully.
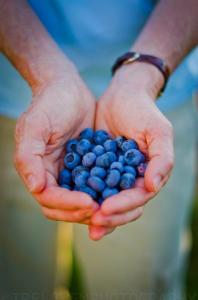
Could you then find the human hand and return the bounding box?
[89,63,174,240]
[14,67,99,224]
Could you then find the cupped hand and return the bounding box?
[89,63,174,240]
[14,68,99,224]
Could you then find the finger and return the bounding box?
[92,207,144,227]
[36,187,98,211]
[100,187,154,215]
[88,225,115,241]
[14,114,47,193]
[145,128,174,193]
[42,207,95,223]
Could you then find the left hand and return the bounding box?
[89,63,174,240]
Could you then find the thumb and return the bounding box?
[144,131,174,193]
[14,118,46,193]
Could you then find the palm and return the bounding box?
[31,81,96,189]
[15,78,98,225]
[88,85,173,240]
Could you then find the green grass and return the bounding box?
[68,194,198,300]
[186,192,198,296]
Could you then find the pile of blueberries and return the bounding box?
[58,128,147,205]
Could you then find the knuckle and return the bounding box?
[137,207,144,218]
[166,156,174,170]
[43,209,58,221]
[41,208,53,220]
[105,218,114,227]
[73,211,89,222]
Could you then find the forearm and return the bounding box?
[0,0,75,91]
[133,0,198,72]
[117,0,198,98]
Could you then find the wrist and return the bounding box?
[30,57,79,95]
[112,61,164,100]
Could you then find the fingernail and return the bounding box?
[153,175,162,192]
[26,175,37,192]
[92,201,99,210]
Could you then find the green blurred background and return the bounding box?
[187,190,198,296]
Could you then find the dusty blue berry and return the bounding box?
[124,165,137,177]
[87,176,105,192]
[72,165,88,179]
[102,188,119,199]
[90,166,106,179]
[74,172,89,188]
[92,145,105,156]
[64,152,81,169]
[115,136,125,148]
[82,152,96,167]
[118,155,125,164]
[124,149,145,166]
[65,139,78,153]
[121,139,138,152]
[105,169,121,188]
[137,162,148,177]
[79,186,97,200]
[76,139,91,155]
[60,184,71,190]
[110,162,124,173]
[120,173,135,190]
[79,128,94,141]
[103,139,117,152]
[58,169,72,185]
[93,130,110,145]
[96,152,116,168]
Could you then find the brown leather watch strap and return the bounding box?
[112,51,170,97]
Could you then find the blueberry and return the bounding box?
[64,152,81,169]
[137,162,148,177]
[79,186,97,200]
[103,139,117,152]
[90,166,106,179]
[96,152,116,168]
[110,162,124,173]
[92,145,105,156]
[73,186,79,191]
[115,136,125,148]
[124,165,137,177]
[102,188,119,199]
[82,152,96,167]
[105,170,121,188]
[74,172,89,188]
[118,155,125,164]
[107,151,117,163]
[120,173,135,190]
[72,165,88,179]
[65,139,78,153]
[124,149,145,166]
[121,139,138,152]
[76,139,91,155]
[93,130,110,145]
[87,176,105,192]
[58,168,72,185]
[60,184,71,190]
[79,128,94,141]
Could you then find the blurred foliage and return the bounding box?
[187,192,198,296]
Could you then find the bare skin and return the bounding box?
[0,0,197,240]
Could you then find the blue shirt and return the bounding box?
[0,0,197,118]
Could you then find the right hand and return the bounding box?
[14,66,99,224]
